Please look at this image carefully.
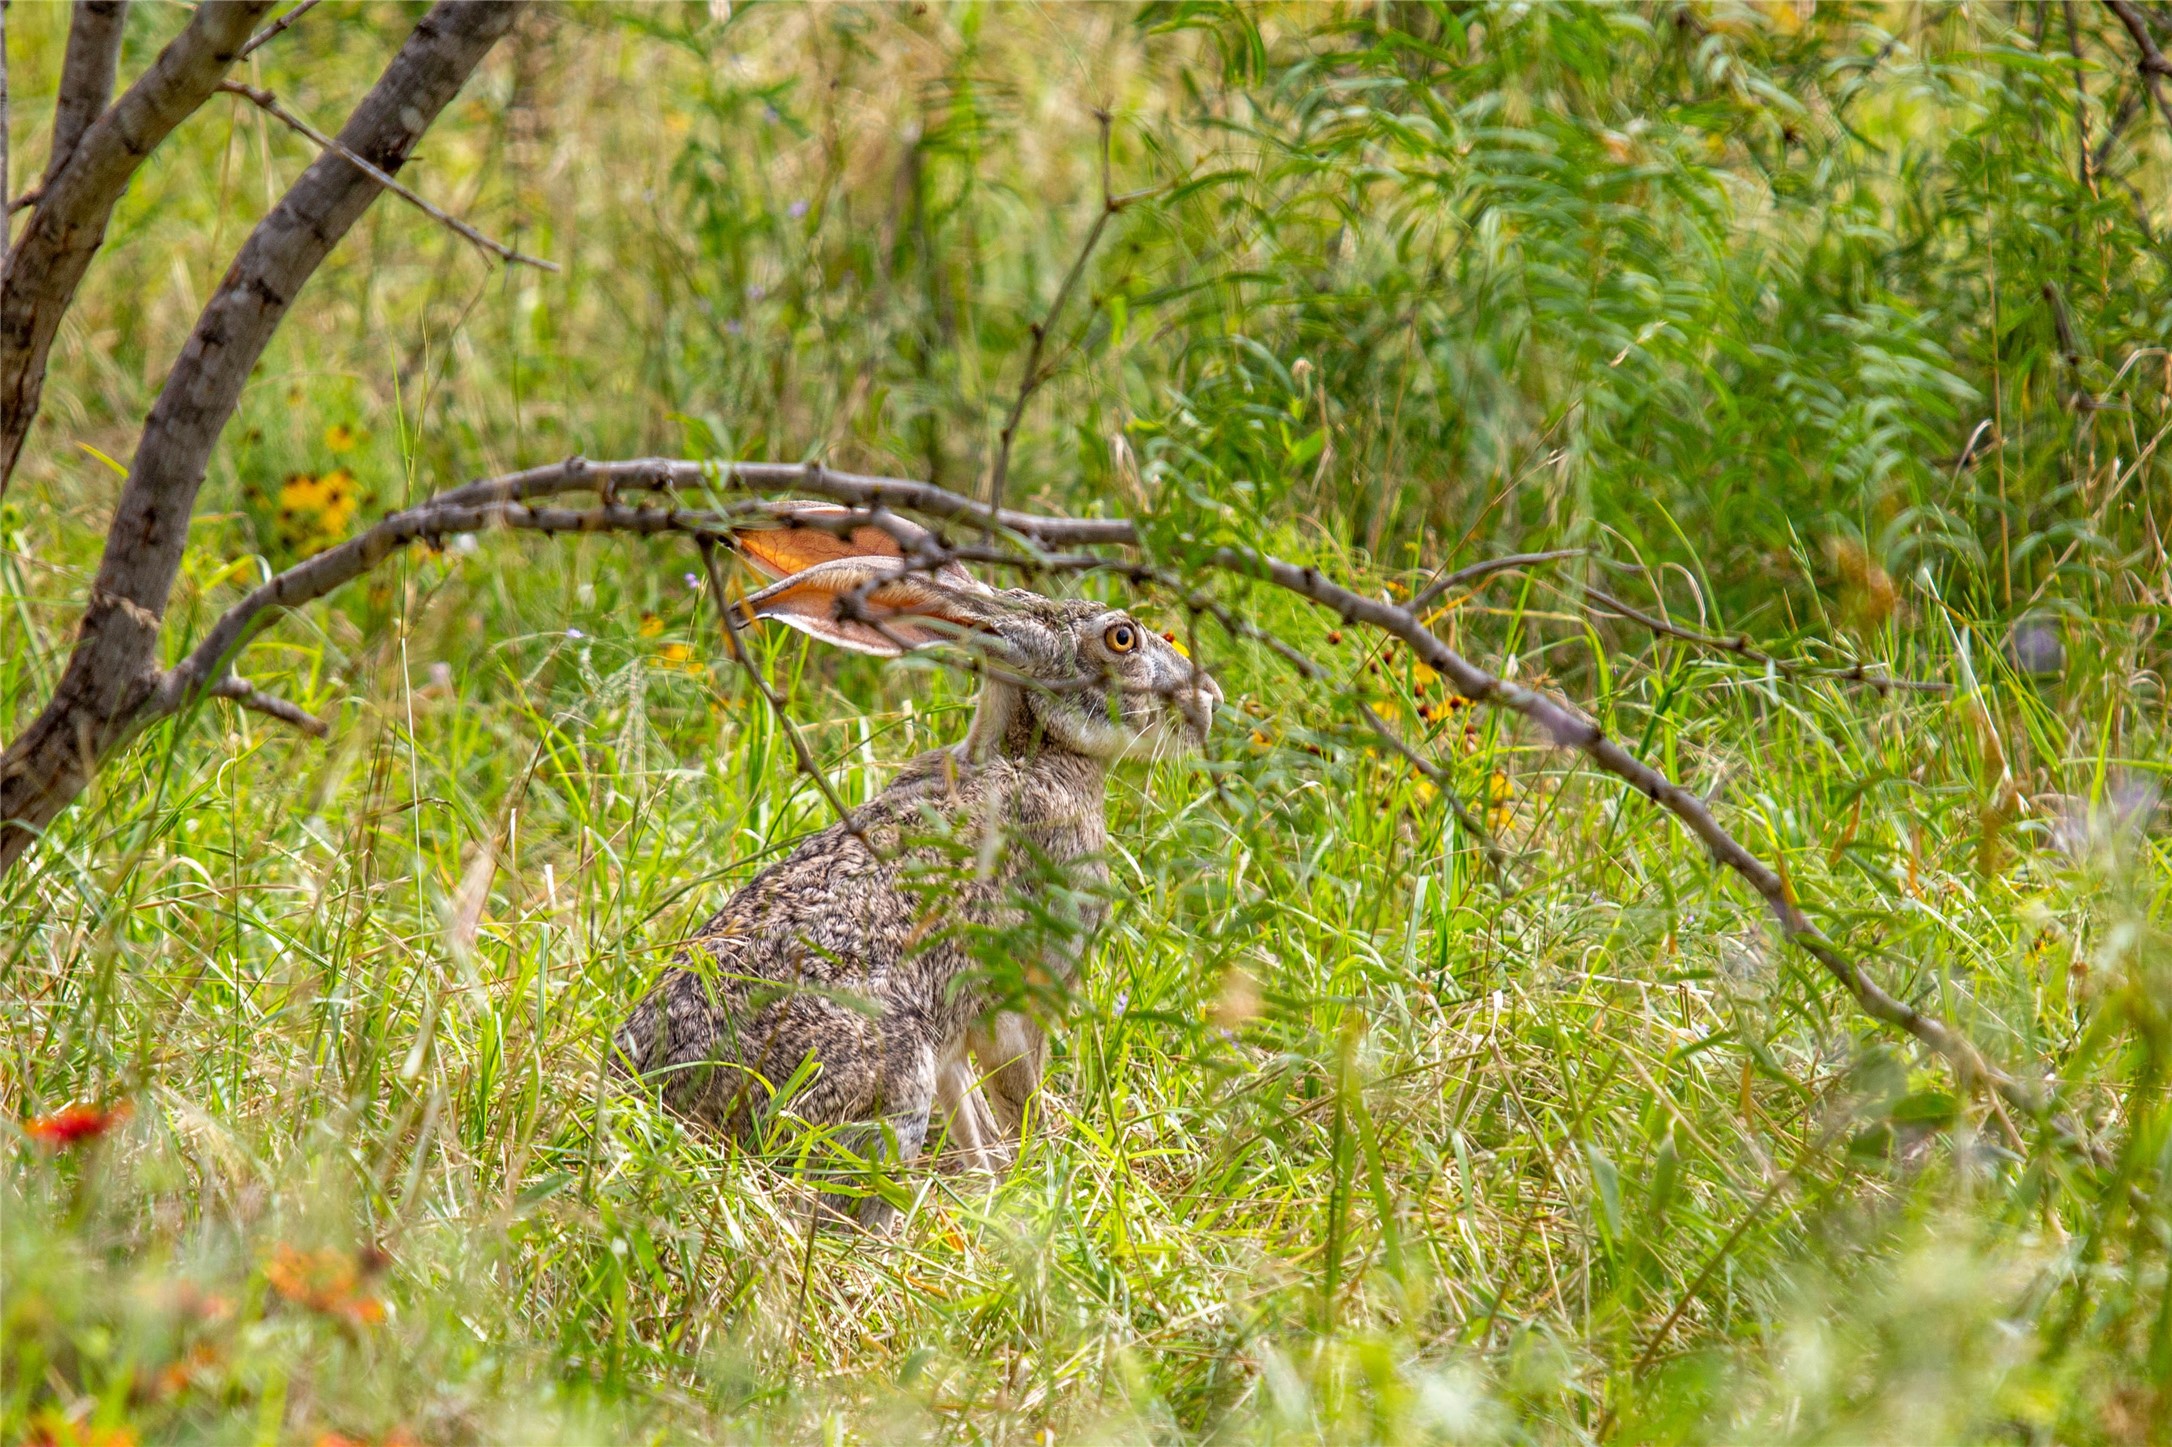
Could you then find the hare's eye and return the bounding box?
[1104,621,1139,654]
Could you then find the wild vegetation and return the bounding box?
[4,2,2170,1442]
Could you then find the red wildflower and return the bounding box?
[22,1100,130,1147]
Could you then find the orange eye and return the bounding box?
[1104,621,1139,654]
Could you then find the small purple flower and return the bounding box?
[787,199,809,220]
[746,283,766,302]
[566,628,584,640]
[725,320,743,336]
[684,572,700,590]
[1111,990,1129,1018]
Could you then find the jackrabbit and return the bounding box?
[612,507,1221,1225]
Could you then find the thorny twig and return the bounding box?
[1357,702,1514,886]
[985,109,1135,531]
[696,539,876,854]
[219,79,556,271]
[240,0,324,58]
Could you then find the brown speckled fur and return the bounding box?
[612,567,1220,1226]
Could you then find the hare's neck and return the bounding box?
[963,678,1088,767]
[961,680,1108,843]
[962,679,1024,764]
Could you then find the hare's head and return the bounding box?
[730,507,1222,764]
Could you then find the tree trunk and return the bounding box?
[0,0,524,871]
[0,0,276,494]
[44,2,132,186]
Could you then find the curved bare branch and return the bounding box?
[1206,544,2037,1126]
[205,673,326,736]
[2,446,2051,1153]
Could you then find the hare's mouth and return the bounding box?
[1138,681,1220,760]
[1176,674,1223,744]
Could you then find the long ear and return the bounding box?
[741,558,1006,658]
[733,503,980,590]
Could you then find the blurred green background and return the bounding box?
[4,2,2170,1443]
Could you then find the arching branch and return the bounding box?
[1,448,2060,1164]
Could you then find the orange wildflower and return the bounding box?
[264,1243,389,1327]
[25,1411,138,1447]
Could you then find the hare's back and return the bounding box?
[690,819,916,988]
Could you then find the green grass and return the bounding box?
[6,3,2172,1444]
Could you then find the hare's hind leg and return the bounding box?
[969,1011,1051,1146]
[816,1033,939,1232]
[932,1052,1006,1175]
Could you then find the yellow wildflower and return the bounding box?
[1487,770,1515,830]
[275,469,359,556]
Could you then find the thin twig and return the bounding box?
[218,79,556,271]
[985,108,1125,531]
[240,0,323,58]
[1206,543,2041,1138]
[1407,549,1583,614]
[206,673,327,737]
[696,538,876,854]
[1579,583,1950,694]
[1356,701,1513,886]
[2107,0,2172,130]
